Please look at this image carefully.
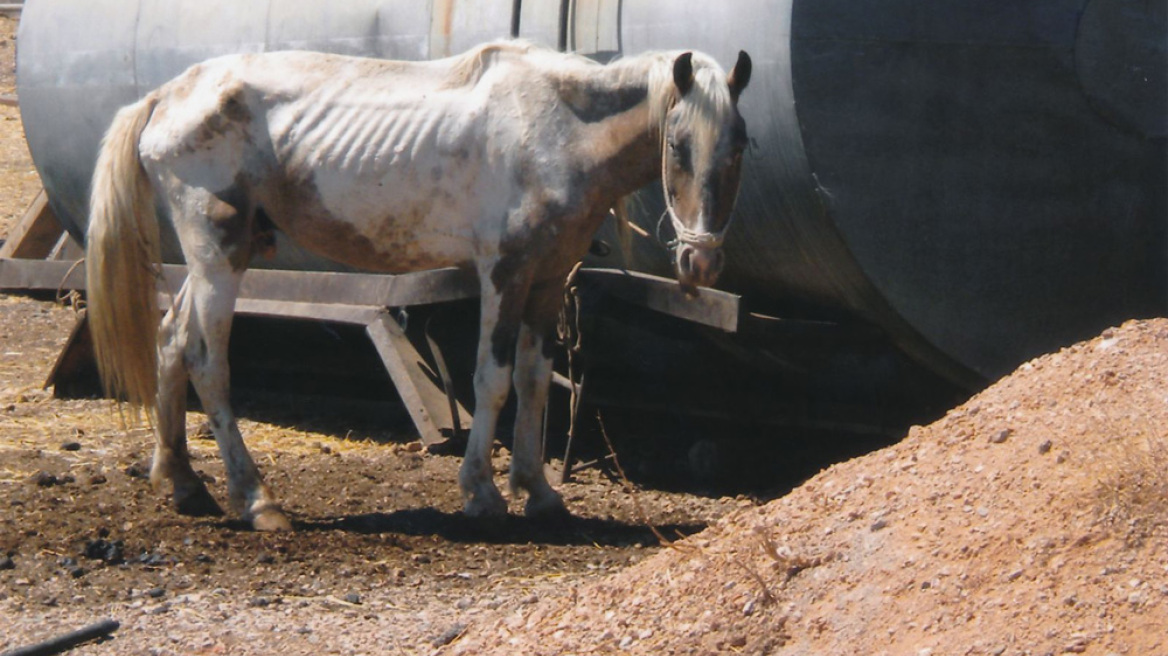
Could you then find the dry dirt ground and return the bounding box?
[2,12,1167,656]
[0,285,742,656]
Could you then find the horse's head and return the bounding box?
[660,50,752,295]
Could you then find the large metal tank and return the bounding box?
[17,0,1167,386]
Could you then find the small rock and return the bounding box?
[88,474,108,485]
[147,587,166,599]
[60,441,82,452]
[431,623,466,647]
[249,596,271,607]
[195,553,214,564]
[730,635,747,648]
[68,566,86,579]
[125,463,149,479]
[84,539,125,564]
[455,597,474,610]
[30,471,58,487]
[0,556,15,570]
[256,553,275,565]
[343,592,362,605]
[989,429,1011,444]
[1038,440,1052,454]
[403,441,424,453]
[870,518,889,532]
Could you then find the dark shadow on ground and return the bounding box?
[290,508,703,548]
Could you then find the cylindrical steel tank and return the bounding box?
[17,0,1167,386]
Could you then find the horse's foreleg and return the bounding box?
[510,283,567,520]
[459,273,530,518]
[184,269,291,531]
[150,283,223,517]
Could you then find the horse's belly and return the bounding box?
[263,172,485,274]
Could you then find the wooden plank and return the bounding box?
[233,298,382,326]
[576,268,742,333]
[238,267,478,308]
[42,313,103,398]
[48,233,84,261]
[0,259,479,310]
[366,312,471,446]
[0,190,64,260]
[0,258,84,291]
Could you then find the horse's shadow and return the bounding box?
[285,508,704,548]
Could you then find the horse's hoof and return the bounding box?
[525,494,570,523]
[250,507,293,532]
[174,486,225,517]
[463,491,508,518]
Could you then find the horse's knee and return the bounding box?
[472,364,512,415]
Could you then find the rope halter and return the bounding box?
[659,130,731,251]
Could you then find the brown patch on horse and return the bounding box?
[556,77,648,125]
[208,179,255,271]
[196,83,253,149]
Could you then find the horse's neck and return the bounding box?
[555,55,665,197]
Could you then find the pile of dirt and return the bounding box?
[450,319,1168,655]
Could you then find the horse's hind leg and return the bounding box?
[509,281,567,520]
[182,262,291,531]
[169,184,291,531]
[150,283,224,517]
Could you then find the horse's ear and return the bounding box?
[728,50,752,100]
[673,52,694,96]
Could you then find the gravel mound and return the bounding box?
[452,319,1168,655]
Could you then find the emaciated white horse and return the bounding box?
[86,41,751,530]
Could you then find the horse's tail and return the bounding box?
[85,94,162,418]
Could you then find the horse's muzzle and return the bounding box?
[676,243,725,295]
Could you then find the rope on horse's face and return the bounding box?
[659,122,730,251]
